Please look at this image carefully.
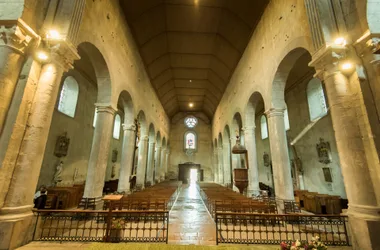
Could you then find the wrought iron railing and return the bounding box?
[33,209,169,243]
[215,212,350,246]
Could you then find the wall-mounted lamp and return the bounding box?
[334,37,347,46]
[36,50,49,61]
[46,29,61,40]
[189,103,194,108]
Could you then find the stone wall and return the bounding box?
[168,116,213,182]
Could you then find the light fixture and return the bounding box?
[46,29,61,40]
[189,80,192,83]
[340,61,353,71]
[334,37,347,46]
[189,103,194,108]
[36,50,49,61]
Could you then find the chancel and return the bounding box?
[0,1,379,250]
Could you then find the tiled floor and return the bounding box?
[168,183,216,245]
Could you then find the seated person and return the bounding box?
[34,185,47,209]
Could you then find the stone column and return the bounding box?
[316,62,380,250]
[0,41,79,249]
[217,147,224,183]
[160,148,166,181]
[0,21,39,135]
[213,149,219,183]
[223,142,232,187]
[83,105,116,203]
[117,123,136,193]
[165,149,170,179]
[136,135,148,189]
[266,109,294,204]
[243,126,260,195]
[154,146,161,183]
[146,141,155,185]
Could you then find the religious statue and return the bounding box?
[54,161,63,185]
[316,138,332,164]
[111,163,116,178]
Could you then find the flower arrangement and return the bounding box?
[280,236,328,250]
[111,218,125,229]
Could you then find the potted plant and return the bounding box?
[110,218,125,242]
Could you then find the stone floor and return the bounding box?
[168,183,216,245]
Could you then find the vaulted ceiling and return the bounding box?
[120,0,269,119]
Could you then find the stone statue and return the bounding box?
[54,161,63,185]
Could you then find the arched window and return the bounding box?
[93,108,97,128]
[113,114,121,139]
[284,106,290,131]
[260,115,268,140]
[307,78,328,121]
[58,76,79,118]
[184,131,197,150]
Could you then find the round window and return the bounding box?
[184,116,198,128]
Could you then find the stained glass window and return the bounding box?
[184,131,197,150]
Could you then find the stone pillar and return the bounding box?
[319,65,380,250]
[0,41,79,250]
[160,148,166,181]
[217,147,224,183]
[117,123,136,193]
[165,149,170,179]
[213,149,219,183]
[0,20,39,135]
[83,105,116,203]
[223,142,232,187]
[146,141,155,185]
[266,109,294,204]
[136,135,148,189]
[243,126,260,195]
[154,146,161,183]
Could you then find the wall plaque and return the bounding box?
[316,138,332,164]
[54,132,70,157]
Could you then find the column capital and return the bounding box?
[265,108,285,118]
[156,146,162,150]
[122,123,136,132]
[95,104,117,115]
[308,45,359,80]
[0,19,40,54]
[47,40,80,72]
[149,141,156,146]
[242,125,256,131]
[140,135,149,141]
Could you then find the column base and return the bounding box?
[78,197,104,210]
[0,210,34,250]
[347,205,380,250]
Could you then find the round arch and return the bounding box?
[270,48,311,110]
[77,42,113,105]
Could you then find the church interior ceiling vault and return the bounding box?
[120,0,269,119]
